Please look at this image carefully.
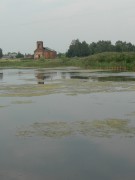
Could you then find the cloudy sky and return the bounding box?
[0,0,135,54]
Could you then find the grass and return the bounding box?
[1,52,135,70]
[0,58,66,68]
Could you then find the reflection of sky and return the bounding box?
[0,69,36,85]
[1,69,135,85]
[36,71,71,81]
[1,129,135,180]
[0,69,72,85]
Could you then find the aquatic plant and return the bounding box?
[11,100,34,104]
[16,119,135,138]
[0,77,135,97]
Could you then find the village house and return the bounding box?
[2,52,17,59]
[34,41,57,60]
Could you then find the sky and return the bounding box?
[0,0,135,54]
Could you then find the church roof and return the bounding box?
[44,47,56,52]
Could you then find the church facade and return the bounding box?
[34,41,57,59]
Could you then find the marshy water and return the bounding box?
[0,67,135,179]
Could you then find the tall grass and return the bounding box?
[0,52,135,71]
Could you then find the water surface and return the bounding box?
[0,68,135,180]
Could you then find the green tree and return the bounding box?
[126,42,134,51]
[89,41,114,54]
[66,39,135,57]
[81,41,90,56]
[0,48,3,58]
[16,52,24,58]
[89,42,97,55]
[66,39,90,57]
[115,41,125,52]
[114,41,135,52]
[66,39,81,57]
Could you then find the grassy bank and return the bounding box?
[1,52,135,70]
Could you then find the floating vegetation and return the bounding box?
[0,78,134,97]
[11,100,34,104]
[0,69,135,97]
[17,122,74,138]
[16,119,135,138]
[0,105,7,108]
[0,83,62,97]
[76,119,135,137]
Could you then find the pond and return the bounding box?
[0,67,135,180]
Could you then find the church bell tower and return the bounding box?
[37,41,43,49]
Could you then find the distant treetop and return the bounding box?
[66,39,135,57]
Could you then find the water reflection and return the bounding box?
[35,71,71,84]
[1,69,135,86]
[0,72,3,80]
[70,76,89,79]
[35,70,135,83]
[92,76,135,82]
[1,68,135,180]
[36,73,45,84]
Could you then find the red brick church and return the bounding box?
[34,41,57,59]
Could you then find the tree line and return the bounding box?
[0,50,25,59]
[66,39,135,57]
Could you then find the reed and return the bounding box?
[0,52,135,71]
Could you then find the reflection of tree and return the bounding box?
[0,73,3,80]
[36,73,45,84]
[93,76,135,82]
[35,72,55,84]
[35,71,71,83]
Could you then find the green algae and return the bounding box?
[0,78,135,97]
[16,119,135,138]
[17,122,74,138]
[76,119,135,137]
[0,105,8,108]
[11,100,34,104]
[0,83,62,97]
